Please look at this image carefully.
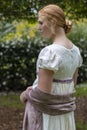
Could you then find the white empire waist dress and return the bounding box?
[32,43,82,130]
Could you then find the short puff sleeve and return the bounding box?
[38,47,61,73]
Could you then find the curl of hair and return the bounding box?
[63,20,72,33]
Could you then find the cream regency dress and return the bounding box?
[32,43,82,130]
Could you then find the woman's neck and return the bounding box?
[52,28,66,43]
[51,28,73,49]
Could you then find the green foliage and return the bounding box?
[68,21,87,49]
[0,20,37,42]
[0,20,87,91]
[0,93,23,108]
[75,85,87,97]
[0,37,47,91]
[0,0,87,21]
[76,121,87,130]
[0,20,47,91]
[68,21,87,83]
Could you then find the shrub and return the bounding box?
[0,21,87,91]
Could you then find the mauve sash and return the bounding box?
[22,87,76,130]
[22,101,42,130]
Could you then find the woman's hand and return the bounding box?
[26,86,32,92]
[20,86,32,104]
[20,90,27,104]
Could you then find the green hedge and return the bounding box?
[78,50,87,83]
[0,38,47,91]
[0,21,87,91]
[0,38,87,91]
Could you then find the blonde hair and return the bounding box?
[39,4,72,34]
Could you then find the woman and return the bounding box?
[20,4,82,130]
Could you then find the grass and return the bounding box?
[0,92,24,108]
[76,121,87,130]
[0,84,87,130]
[75,83,87,97]
[0,83,87,108]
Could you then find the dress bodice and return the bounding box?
[36,44,82,80]
[32,44,82,88]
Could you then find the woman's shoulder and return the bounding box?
[73,44,81,54]
[39,44,54,54]
[39,43,81,55]
[40,44,60,52]
[39,44,61,58]
[38,45,62,73]
[39,44,65,58]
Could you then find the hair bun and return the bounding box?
[64,20,72,33]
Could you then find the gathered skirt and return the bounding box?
[42,82,76,130]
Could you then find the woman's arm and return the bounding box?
[38,68,54,93]
[73,68,79,87]
[20,68,54,102]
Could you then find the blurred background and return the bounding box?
[0,0,87,92]
[0,0,87,130]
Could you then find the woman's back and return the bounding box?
[37,44,82,80]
